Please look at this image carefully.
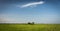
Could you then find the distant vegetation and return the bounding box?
[28,22,34,25]
[0,24,60,31]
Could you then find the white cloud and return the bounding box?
[20,1,44,8]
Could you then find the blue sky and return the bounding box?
[0,0,60,23]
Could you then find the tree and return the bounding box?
[32,22,34,24]
[28,22,31,24]
[28,22,34,25]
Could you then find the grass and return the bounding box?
[0,24,60,31]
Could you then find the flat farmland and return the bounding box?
[0,24,60,31]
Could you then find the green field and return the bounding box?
[0,24,60,31]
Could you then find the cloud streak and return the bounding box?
[20,1,44,8]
